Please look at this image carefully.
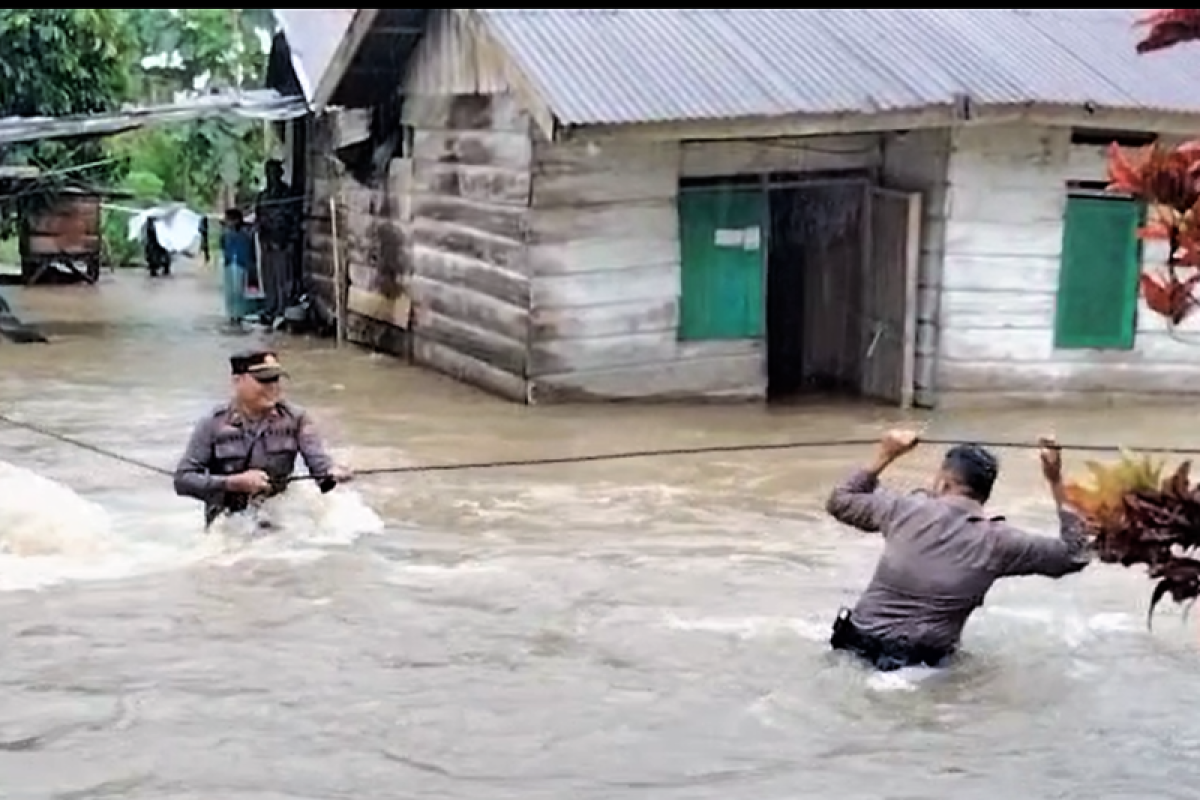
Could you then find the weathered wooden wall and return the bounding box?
[882,130,951,408]
[525,134,886,401]
[301,114,338,317]
[399,9,534,401]
[937,124,1192,404]
[303,111,413,355]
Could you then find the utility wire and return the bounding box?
[3,411,1200,484]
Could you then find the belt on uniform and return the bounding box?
[829,609,952,672]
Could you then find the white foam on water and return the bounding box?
[0,461,386,591]
[202,480,386,565]
[661,613,832,642]
[660,603,1147,694]
[865,666,941,693]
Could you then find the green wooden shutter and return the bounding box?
[1054,195,1141,350]
[677,187,765,341]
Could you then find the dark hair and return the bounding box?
[224,208,243,223]
[941,444,1000,503]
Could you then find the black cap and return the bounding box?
[230,348,288,381]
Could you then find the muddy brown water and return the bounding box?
[1,265,1198,799]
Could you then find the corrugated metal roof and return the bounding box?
[478,9,1200,126]
[0,91,308,147]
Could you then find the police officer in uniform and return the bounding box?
[825,429,1092,671]
[173,348,351,527]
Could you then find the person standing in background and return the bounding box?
[199,215,210,265]
[219,208,255,326]
[254,159,301,328]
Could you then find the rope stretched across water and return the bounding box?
[4,410,1200,483]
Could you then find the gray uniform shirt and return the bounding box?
[826,469,1092,653]
[173,400,336,522]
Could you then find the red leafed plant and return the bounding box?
[1103,11,1200,325]
[1063,11,1200,632]
[1107,140,1200,325]
[1136,9,1200,53]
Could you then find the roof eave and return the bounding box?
[311,9,382,113]
[557,101,1200,143]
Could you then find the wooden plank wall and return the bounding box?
[403,93,533,402]
[937,125,1196,404]
[303,111,413,355]
[302,113,339,319]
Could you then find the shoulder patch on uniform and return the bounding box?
[209,403,233,418]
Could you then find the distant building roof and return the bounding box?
[271,8,1200,129]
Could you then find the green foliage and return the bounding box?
[0,10,138,235]
[100,210,139,269]
[129,9,272,94]
[116,9,277,210]
[122,170,166,201]
[0,8,279,263]
[0,9,136,118]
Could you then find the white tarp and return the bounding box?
[127,205,205,256]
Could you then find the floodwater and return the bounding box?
[1,264,1199,800]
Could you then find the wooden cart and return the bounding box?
[19,187,104,285]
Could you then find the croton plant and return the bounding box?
[1056,11,1200,626]
[1107,10,1200,325]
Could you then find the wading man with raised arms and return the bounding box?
[825,429,1092,671]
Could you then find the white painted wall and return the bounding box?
[527,134,886,401]
[936,124,1197,404]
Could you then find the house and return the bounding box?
[266,8,1200,407]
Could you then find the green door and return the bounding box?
[1054,195,1141,350]
[677,188,765,341]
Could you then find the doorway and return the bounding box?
[764,179,920,406]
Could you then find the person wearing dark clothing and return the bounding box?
[254,160,301,325]
[825,430,1092,671]
[199,215,210,265]
[173,349,352,528]
[144,217,171,277]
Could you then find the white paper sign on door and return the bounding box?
[742,226,761,251]
[714,228,744,247]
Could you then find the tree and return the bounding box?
[0,10,138,234]
[117,9,277,211]
[127,9,275,99]
[0,9,136,118]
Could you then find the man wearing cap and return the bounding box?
[173,348,351,528]
[824,429,1092,671]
